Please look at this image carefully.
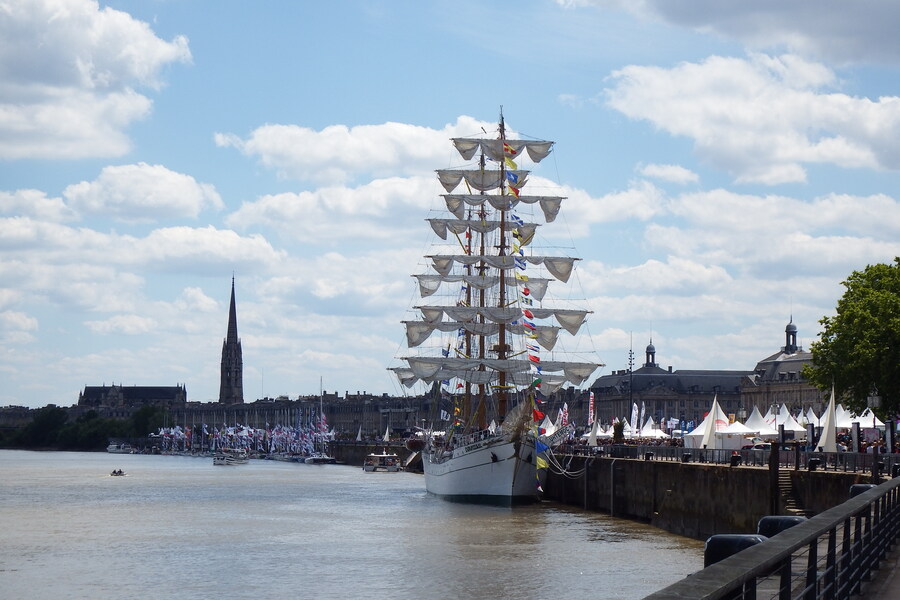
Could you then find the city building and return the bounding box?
[740,319,829,417]
[76,384,187,418]
[589,340,753,430]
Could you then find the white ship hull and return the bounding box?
[422,435,539,504]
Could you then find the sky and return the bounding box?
[2,0,900,409]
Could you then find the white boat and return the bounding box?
[302,453,336,465]
[363,450,402,472]
[213,448,249,465]
[106,442,134,454]
[390,112,601,504]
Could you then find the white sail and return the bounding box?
[391,114,602,504]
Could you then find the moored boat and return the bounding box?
[302,453,336,465]
[213,448,249,466]
[390,111,601,504]
[363,450,402,472]
[106,442,134,454]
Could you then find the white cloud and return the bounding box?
[0,189,77,222]
[215,116,503,185]
[642,188,900,279]
[85,314,156,335]
[226,175,437,244]
[638,164,699,184]
[0,0,191,159]
[0,310,38,332]
[605,54,900,184]
[581,256,732,296]
[561,180,666,234]
[560,1,900,64]
[63,163,223,222]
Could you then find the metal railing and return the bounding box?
[643,476,900,599]
[576,444,899,475]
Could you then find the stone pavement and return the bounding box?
[857,547,899,598]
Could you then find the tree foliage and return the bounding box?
[2,405,171,451]
[803,257,900,417]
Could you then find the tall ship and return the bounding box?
[391,112,601,504]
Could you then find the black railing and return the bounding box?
[643,476,900,599]
[577,444,899,475]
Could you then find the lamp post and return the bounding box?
[868,387,881,429]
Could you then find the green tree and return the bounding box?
[803,257,900,417]
[612,420,625,444]
[12,406,69,448]
[129,405,168,437]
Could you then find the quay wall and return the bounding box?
[543,456,869,540]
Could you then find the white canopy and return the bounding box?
[801,407,819,428]
[640,416,670,439]
[718,421,757,435]
[540,415,556,437]
[776,404,807,434]
[744,406,780,439]
[856,409,885,429]
[586,420,599,446]
[816,389,838,453]
[684,396,730,449]
[835,405,855,428]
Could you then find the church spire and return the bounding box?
[226,276,239,344]
[219,277,244,404]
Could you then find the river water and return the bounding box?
[0,450,703,599]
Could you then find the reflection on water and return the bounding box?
[0,450,702,600]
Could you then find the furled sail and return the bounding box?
[426,254,578,283]
[427,218,538,243]
[451,138,554,163]
[413,274,551,301]
[443,194,563,222]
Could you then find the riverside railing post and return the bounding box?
[839,516,852,598]
[804,537,818,600]
[825,528,837,600]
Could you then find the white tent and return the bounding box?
[776,404,807,435]
[583,420,599,446]
[639,416,670,439]
[856,409,885,429]
[684,396,730,449]
[835,405,855,429]
[744,406,780,439]
[763,406,778,428]
[816,389,838,453]
[801,407,819,428]
[541,415,556,437]
[716,420,756,450]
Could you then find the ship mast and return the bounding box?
[496,109,509,420]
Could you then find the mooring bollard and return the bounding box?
[704,534,768,567]
[757,515,807,538]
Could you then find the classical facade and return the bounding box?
[76,384,187,418]
[740,320,829,417]
[589,341,753,430]
[218,278,244,404]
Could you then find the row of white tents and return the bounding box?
[579,391,886,451]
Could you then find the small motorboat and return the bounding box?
[363,450,402,472]
[110,469,126,476]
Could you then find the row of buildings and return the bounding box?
[1,278,829,438]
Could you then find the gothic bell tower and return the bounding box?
[218,277,244,404]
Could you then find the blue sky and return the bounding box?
[2,0,900,409]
